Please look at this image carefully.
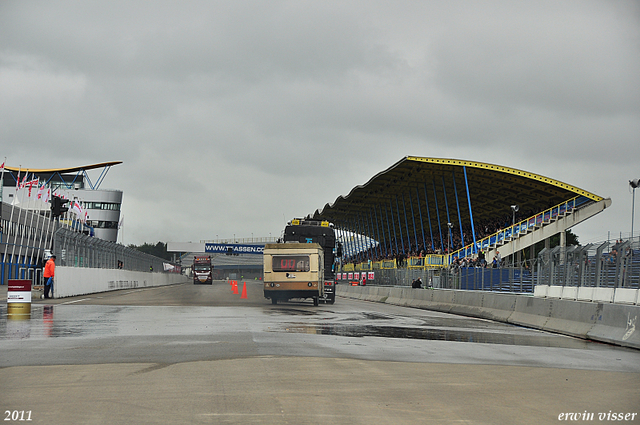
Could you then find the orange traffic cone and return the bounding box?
[232,280,238,294]
[240,282,247,299]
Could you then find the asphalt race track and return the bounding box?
[1,281,639,424]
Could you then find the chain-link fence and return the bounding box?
[536,239,639,289]
[347,237,639,293]
[53,227,176,273]
[366,268,442,288]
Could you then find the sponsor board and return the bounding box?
[205,243,264,255]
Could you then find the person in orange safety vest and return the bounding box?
[43,255,56,299]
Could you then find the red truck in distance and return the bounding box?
[193,256,212,285]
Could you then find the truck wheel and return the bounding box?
[313,297,319,306]
[271,298,277,305]
[327,295,335,305]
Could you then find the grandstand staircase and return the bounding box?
[455,196,612,261]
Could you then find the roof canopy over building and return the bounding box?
[2,161,122,190]
[312,156,606,256]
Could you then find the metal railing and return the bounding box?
[339,237,640,293]
[536,239,639,289]
[441,261,537,293]
[53,227,178,273]
[201,237,278,244]
[452,195,589,259]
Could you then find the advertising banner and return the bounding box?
[205,243,264,255]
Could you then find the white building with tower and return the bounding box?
[1,161,123,243]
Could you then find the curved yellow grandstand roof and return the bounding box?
[3,161,122,174]
[312,156,604,230]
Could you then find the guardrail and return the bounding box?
[340,255,448,273]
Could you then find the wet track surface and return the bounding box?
[2,281,639,424]
[1,281,637,369]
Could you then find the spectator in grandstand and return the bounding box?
[493,251,502,268]
[478,250,486,267]
[411,278,423,288]
[609,248,617,263]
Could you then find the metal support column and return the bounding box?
[416,187,427,254]
[432,180,444,253]
[374,205,387,259]
[442,176,453,252]
[408,191,419,255]
[452,170,464,248]
[402,193,412,254]
[395,195,405,255]
[388,201,399,257]
[359,213,371,262]
[369,209,380,260]
[354,216,365,262]
[423,183,435,251]
[346,218,356,262]
[383,204,393,258]
[463,166,477,254]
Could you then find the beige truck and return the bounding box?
[263,242,325,306]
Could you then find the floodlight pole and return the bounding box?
[629,179,639,287]
[510,205,519,289]
[511,205,519,267]
[631,179,639,245]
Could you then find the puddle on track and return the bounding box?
[277,323,594,349]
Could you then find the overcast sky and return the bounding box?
[1,1,638,246]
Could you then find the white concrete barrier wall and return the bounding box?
[577,287,594,302]
[561,286,578,300]
[53,266,189,298]
[336,285,640,350]
[593,288,615,303]
[613,288,639,305]
[547,285,563,299]
[533,285,548,298]
[534,285,639,305]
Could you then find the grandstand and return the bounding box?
[312,156,611,278]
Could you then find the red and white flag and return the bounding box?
[25,179,39,197]
[70,200,84,220]
[43,188,51,204]
[37,184,46,200]
[18,173,28,189]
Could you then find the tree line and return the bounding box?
[128,241,173,261]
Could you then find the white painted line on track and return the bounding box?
[59,298,92,304]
